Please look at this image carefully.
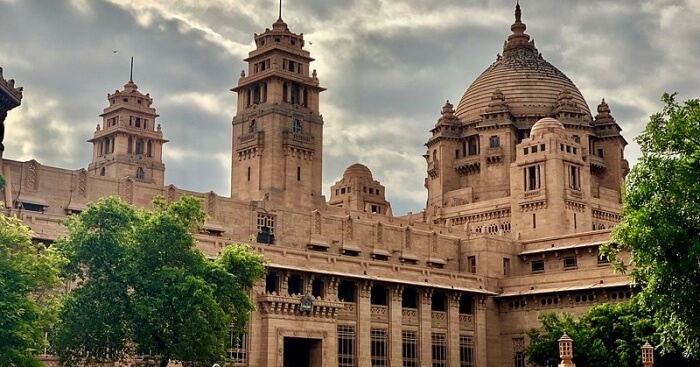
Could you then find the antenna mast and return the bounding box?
[278,0,282,20]
[129,57,134,82]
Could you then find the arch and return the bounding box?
[136,167,145,180]
[135,139,143,155]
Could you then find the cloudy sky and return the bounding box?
[1,0,698,214]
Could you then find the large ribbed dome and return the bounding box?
[343,163,373,180]
[455,4,591,123]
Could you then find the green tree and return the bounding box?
[608,93,700,358]
[525,300,696,367]
[52,195,266,367]
[0,212,62,366]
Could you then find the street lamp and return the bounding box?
[558,333,575,366]
[642,342,654,367]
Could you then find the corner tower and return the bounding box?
[231,15,325,207]
[88,73,167,185]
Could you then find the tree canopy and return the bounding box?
[52,195,266,367]
[608,93,700,358]
[525,299,697,367]
[0,211,62,367]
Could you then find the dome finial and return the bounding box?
[511,1,526,35]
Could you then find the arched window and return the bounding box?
[100,167,106,176]
[282,83,288,103]
[303,89,308,107]
[103,137,110,155]
[136,167,145,180]
[135,139,143,155]
[293,118,302,134]
[249,119,257,133]
[128,137,133,154]
[146,141,152,157]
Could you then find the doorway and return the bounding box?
[283,337,322,367]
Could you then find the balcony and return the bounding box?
[454,155,480,176]
[283,131,315,152]
[427,159,439,179]
[485,146,503,164]
[257,293,344,319]
[589,154,606,174]
[236,131,264,153]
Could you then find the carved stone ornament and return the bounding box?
[300,294,314,312]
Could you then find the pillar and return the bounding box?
[389,285,403,367]
[476,296,488,367]
[420,288,433,366]
[448,292,461,366]
[357,280,372,367]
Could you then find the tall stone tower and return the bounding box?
[230,15,325,208]
[88,74,167,186]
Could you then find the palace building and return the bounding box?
[0,4,631,367]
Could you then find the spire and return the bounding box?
[502,2,537,57]
[129,56,134,83]
[511,2,526,35]
[278,0,282,20]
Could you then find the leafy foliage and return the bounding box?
[608,93,700,358]
[52,195,266,367]
[0,172,6,190]
[0,213,62,367]
[525,300,697,367]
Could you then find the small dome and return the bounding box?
[530,117,564,135]
[343,163,373,180]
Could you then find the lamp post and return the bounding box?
[558,333,575,367]
[641,342,654,367]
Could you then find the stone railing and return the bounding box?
[282,131,315,152]
[459,313,475,331]
[236,131,264,152]
[371,305,389,323]
[402,308,419,326]
[454,155,480,176]
[337,301,356,321]
[431,311,447,329]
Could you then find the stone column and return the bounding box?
[357,280,372,367]
[419,288,433,366]
[475,295,488,367]
[448,291,461,366]
[389,285,404,367]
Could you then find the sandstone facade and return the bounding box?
[0,5,631,367]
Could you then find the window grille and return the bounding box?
[338,325,356,367]
[371,328,388,367]
[513,337,525,367]
[402,331,419,367]
[563,255,578,269]
[226,330,247,365]
[257,213,275,234]
[431,333,447,367]
[460,335,475,367]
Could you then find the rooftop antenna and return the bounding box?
[278,0,282,20]
[129,56,134,82]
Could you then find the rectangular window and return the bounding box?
[257,213,275,234]
[563,255,578,269]
[531,145,538,153]
[265,272,278,293]
[311,277,325,298]
[467,256,476,274]
[540,144,545,151]
[293,118,302,133]
[297,166,301,181]
[531,259,545,273]
[459,335,475,367]
[338,325,356,367]
[338,280,356,303]
[226,330,247,364]
[533,213,536,229]
[570,166,580,190]
[523,147,529,155]
[431,333,447,367]
[503,257,511,276]
[597,148,604,157]
[247,167,251,181]
[371,329,388,367]
[489,135,500,148]
[598,253,610,265]
[402,331,419,367]
[525,165,540,191]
